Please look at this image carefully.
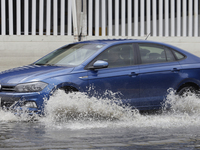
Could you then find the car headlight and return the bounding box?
[14,82,48,92]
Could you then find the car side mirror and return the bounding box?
[88,60,108,70]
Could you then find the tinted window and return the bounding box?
[138,44,175,64]
[94,44,134,68]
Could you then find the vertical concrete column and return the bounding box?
[75,0,87,41]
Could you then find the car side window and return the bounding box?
[138,44,175,64]
[94,44,134,68]
[165,48,176,62]
[173,50,185,60]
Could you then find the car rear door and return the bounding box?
[87,44,141,107]
[137,43,182,110]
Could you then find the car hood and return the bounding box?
[0,65,74,84]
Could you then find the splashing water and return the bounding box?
[0,107,39,122]
[45,90,138,121]
[1,89,200,129]
[163,88,200,114]
[0,109,17,122]
[41,90,140,129]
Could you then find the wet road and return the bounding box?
[1,90,200,150]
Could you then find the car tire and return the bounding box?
[60,86,79,94]
[177,86,197,97]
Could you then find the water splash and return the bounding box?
[41,90,139,128]
[2,88,200,129]
[163,88,200,114]
[0,107,39,122]
[40,89,200,129]
[0,109,17,122]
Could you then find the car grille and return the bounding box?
[0,97,20,108]
[1,85,15,92]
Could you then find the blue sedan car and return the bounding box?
[0,39,200,114]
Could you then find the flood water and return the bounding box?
[1,90,200,149]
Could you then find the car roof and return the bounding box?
[74,39,172,47]
[75,39,140,45]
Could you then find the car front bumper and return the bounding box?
[0,87,52,115]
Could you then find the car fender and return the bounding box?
[176,78,200,91]
[45,72,89,94]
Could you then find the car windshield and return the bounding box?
[34,43,104,66]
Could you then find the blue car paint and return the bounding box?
[88,65,140,101]
[0,39,200,114]
[138,61,182,108]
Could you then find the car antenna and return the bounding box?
[145,32,151,40]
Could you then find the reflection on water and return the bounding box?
[1,89,200,149]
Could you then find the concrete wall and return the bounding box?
[0,35,200,71]
[0,36,75,71]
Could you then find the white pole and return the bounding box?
[121,0,125,36]
[102,0,106,36]
[165,0,169,37]
[171,0,175,36]
[9,0,13,35]
[134,0,138,36]
[176,0,181,36]
[182,0,187,37]
[68,0,72,35]
[194,0,198,37]
[17,0,21,35]
[108,0,112,36]
[46,0,51,35]
[24,0,28,35]
[152,0,157,36]
[128,0,132,36]
[95,0,99,36]
[140,0,144,36]
[188,0,193,37]
[32,0,36,35]
[53,0,58,35]
[88,0,92,36]
[39,0,44,35]
[1,0,6,35]
[159,0,163,37]
[115,0,119,36]
[60,0,65,35]
[146,0,151,35]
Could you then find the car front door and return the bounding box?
[87,44,141,107]
[137,43,182,110]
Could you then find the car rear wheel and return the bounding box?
[177,86,198,97]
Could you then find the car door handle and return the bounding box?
[128,72,139,77]
[171,68,180,72]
